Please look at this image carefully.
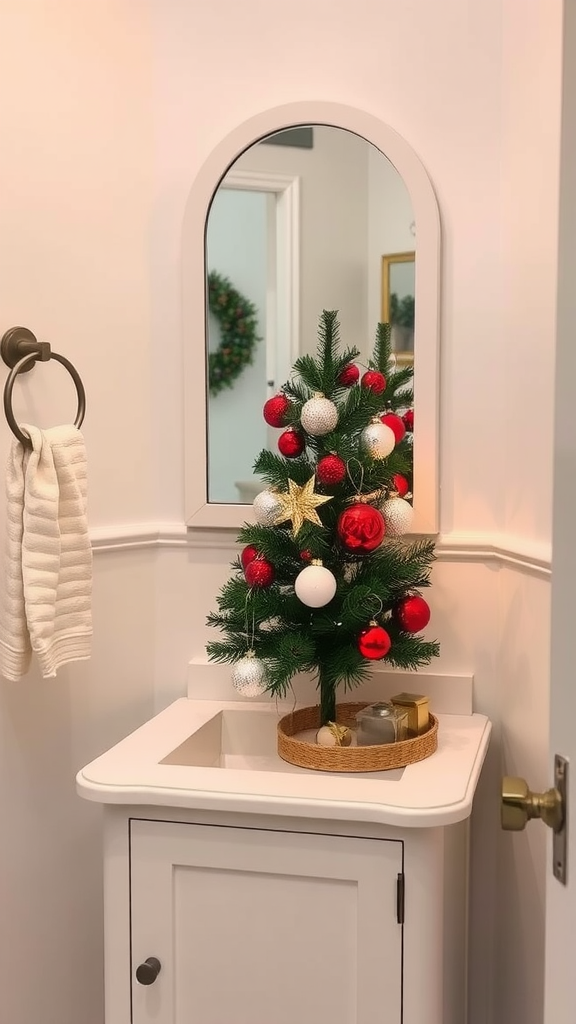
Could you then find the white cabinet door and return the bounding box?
[130,819,403,1024]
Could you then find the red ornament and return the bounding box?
[337,504,385,553]
[299,549,312,562]
[358,622,392,660]
[245,558,275,588]
[338,363,360,386]
[361,370,387,395]
[396,595,430,632]
[380,413,406,443]
[402,408,414,433]
[263,394,290,427]
[392,473,409,497]
[278,428,305,458]
[317,454,346,486]
[240,545,259,569]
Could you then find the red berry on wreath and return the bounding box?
[361,369,386,394]
[358,621,392,660]
[380,413,406,443]
[245,558,275,588]
[392,473,409,497]
[402,408,414,432]
[240,545,259,569]
[263,394,290,427]
[299,549,312,562]
[278,427,305,458]
[317,454,346,486]
[396,595,430,632]
[337,504,385,553]
[338,363,360,386]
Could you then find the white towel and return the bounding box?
[0,424,92,680]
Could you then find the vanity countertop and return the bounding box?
[77,698,491,828]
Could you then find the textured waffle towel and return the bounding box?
[0,424,92,680]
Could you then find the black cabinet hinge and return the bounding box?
[396,872,405,924]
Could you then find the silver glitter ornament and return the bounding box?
[381,496,414,537]
[231,652,269,697]
[361,419,396,459]
[253,489,282,526]
[300,394,338,436]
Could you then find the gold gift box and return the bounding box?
[390,692,430,737]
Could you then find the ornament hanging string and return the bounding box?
[368,595,384,620]
[243,590,257,652]
[344,458,383,506]
[345,457,365,494]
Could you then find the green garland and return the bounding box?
[207,271,261,396]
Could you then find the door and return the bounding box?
[205,186,269,504]
[130,819,403,1024]
[205,170,300,506]
[544,3,576,1019]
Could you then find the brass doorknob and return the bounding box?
[501,775,564,832]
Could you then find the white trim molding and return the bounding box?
[89,523,552,577]
[435,531,551,578]
[220,169,300,390]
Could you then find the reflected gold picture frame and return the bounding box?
[381,250,415,367]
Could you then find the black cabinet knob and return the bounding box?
[136,956,162,985]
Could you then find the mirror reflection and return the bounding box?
[206,125,415,504]
[381,251,416,364]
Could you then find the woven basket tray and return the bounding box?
[277,702,438,773]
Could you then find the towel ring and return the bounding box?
[1,327,86,448]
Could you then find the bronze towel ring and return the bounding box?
[1,327,86,448]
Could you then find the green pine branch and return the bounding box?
[372,321,392,371]
[252,449,313,489]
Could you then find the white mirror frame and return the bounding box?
[183,101,440,534]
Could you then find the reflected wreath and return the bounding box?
[207,271,261,397]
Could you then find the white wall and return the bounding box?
[367,148,415,332]
[0,2,563,1024]
[0,6,158,1023]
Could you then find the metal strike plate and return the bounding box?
[553,754,568,885]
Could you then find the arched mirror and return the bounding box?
[183,103,440,533]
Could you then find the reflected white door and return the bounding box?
[206,187,269,503]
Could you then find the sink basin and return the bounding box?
[160,707,405,779]
[76,698,492,827]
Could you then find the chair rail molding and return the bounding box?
[88,523,551,578]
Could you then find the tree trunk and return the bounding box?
[319,669,336,726]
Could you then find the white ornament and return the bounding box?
[300,394,338,436]
[316,723,352,747]
[361,420,396,459]
[382,496,414,537]
[231,653,268,697]
[253,489,281,526]
[294,561,337,608]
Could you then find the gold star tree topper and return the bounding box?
[273,477,333,536]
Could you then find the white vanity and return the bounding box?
[77,668,490,1024]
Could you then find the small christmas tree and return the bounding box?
[207,311,439,729]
